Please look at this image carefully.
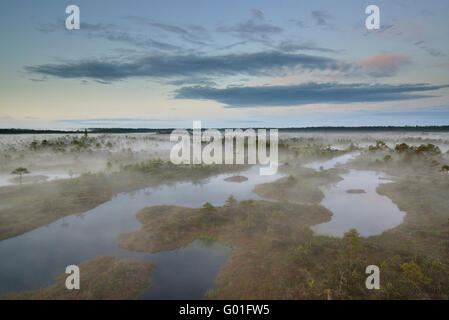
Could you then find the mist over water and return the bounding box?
[311,169,405,237]
[0,131,448,299]
[0,166,281,298]
[304,153,406,237]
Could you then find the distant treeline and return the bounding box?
[0,128,165,134]
[278,126,449,132]
[1,126,449,135]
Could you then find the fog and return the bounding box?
[0,130,448,300]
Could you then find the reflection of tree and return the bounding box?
[11,167,29,185]
[129,190,137,199]
[61,217,69,228]
[76,212,86,220]
[200,238,215,247]
[192,179,208,187]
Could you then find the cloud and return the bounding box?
[363,24,394,36]
[54,118,184,127]
[360,53,409,77]
[217,41,248,50]
[25,52,354,82]
[34,19,181,52]
[250,9,265,20]
[166,77,217,86]
[221,20,282,35]
[362,22,446,57]
[370,105,449,118]
[296,20,307,28]
[311,10,332,26]
[124,16,211,45]
[413,40,446,57]
[174,82,449,107]
[217,9,282,44]
[276,40,341,54]
[56,118,180,123]
[35,20,115,33]
[28,78,46,82]
[87,29,181,52]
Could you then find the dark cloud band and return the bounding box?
[25,52,353,82]
[174,82,449,107]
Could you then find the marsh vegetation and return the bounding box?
[1,256,153,300]
[0,130,448,299]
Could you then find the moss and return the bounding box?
[1,256,152,300]
[117,146,449,299]
[346,189,366,194]
[118,200,333,299]
[253,166,342,203]
[224,175,248,183]
[0,162,247,241]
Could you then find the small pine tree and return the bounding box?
[343,228,361,267]
[200,202,216,216]
[225,195,237,207]
[11,167,30,185]
[400,261,430,290]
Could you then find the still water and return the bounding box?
[0,154,406,298]
[304,153,406,237]
[0,166,281,299]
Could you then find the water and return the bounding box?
[305,153,406,237]
[0,172,80,187]
[303,152,360,171]
[0,166,281,298]
[0,154,407,298]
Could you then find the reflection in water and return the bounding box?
[136,240,230,300]
[0,153,407,298]
[310,170,405,237]
[0,172,81,187]
[305,153,405,237]
[0,166,281,298]
[303,152,360,171]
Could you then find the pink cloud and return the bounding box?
[360,53,409,77]
[436,63,449,68]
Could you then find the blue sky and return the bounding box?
[0,0,448,128]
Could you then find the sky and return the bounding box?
[0,0,449,129]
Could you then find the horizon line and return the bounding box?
[2,125,449,134]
